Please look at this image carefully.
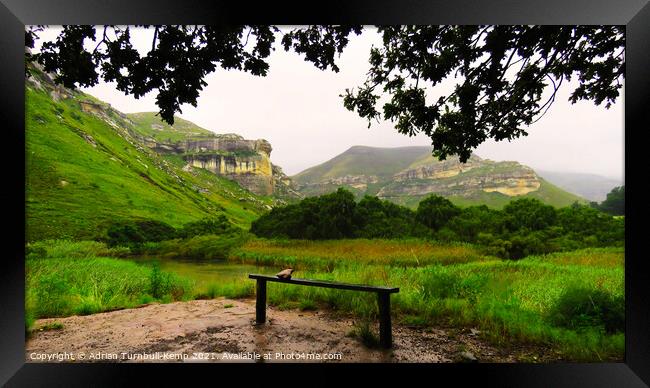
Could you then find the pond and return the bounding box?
[124,256,279,292]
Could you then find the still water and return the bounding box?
[125,257,278,290]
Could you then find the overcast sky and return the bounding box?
[34,26,624,180]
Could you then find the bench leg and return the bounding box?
[378,292,392,348]
[256,279,267,324]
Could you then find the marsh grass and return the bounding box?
[27,240,131,259]
[141,232,247,260]
[230,238,487,271]
[26,251,193,320]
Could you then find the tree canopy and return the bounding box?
[591,185,625,216]
[25,25,624,162]
[250,189,624,259]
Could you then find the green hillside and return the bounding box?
[26,73,272,242]
[293,146,432,183]
[126,112,216,143]
[293,145,586,209]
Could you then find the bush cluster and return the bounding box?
[250,189,429,239]
[250,189,625,259]
[547,287,624,334]
[103,214,237,248]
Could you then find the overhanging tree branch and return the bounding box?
[25,24,624,162]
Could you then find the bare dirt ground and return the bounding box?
[26,298,561,363]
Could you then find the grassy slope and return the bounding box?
[126,112,216,143]
[26,85,271,241]
[293,146,432,183]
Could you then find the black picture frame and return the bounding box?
[1,0,648,386]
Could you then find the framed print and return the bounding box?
[1,0,649,386]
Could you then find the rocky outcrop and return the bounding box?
[140,135,294,197]
[298,174,379,193]
[378,165,540,198]
[184,151,274,196]
[393,155,482,181]
[378,156,541,199]
[377,155,541,198]
[272,164,304,200]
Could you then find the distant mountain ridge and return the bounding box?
[535,170,622,202]
[293,146,585,209]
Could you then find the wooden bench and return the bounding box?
[248,274,400,348]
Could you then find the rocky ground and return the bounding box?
[26,298,562,363]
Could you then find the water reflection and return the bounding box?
[123,256,278,291]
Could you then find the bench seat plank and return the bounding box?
[248,273,399,293]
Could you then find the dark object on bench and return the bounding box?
[248,273,399,348]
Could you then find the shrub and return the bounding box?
[148,261,190,299]
[105,219,177,247]
[250,189,623,257]
[354,196,428,239]
[446,205,505,242]
[503,198,557,232]
[416,195,461,231]
[592,186,624,216]
[136,220,178,241]
[141,232,247,260]
[507,233,547,260]
[252,188,358,239]
[548,287,624,334]
[177,215,235,238]
[421,270,461,299]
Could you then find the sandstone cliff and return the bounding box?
[152,135,275,196]
[380,155,541,198]
[126,115,298,198]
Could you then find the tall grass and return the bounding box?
[26,252,193,322]
[140,232,248,260]
[26,239,131,259]
[229,238,488,270]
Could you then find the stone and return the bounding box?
[459,351,478,362]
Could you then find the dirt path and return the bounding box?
[26,298,559,363]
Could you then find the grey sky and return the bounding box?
[34,26,624,180]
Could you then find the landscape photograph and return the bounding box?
[24,25,625,363]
